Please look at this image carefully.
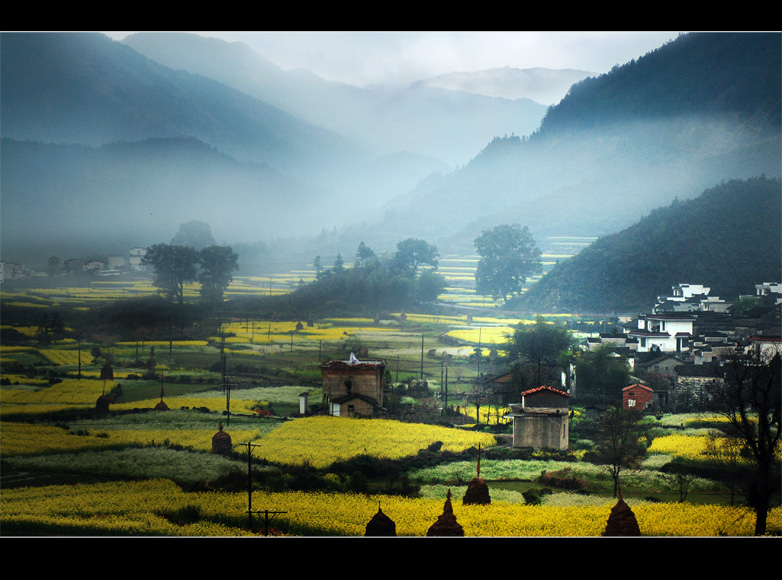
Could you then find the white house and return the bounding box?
[755,282,782,304]
[628,313,695,353]
[129,247,147,271]
[654,283,729,313]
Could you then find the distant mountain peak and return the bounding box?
[416,67,595,105]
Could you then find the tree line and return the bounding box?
[254,238,446,320]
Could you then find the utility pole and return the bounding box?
[420,334,424,379]
[244,442,286,535]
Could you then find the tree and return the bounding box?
[393,238,439,276]
[355,242,377,268]
[313,256,324,280]
[332,253,345,274]
[100,361,114,396]
[170,220,216,251]
[46,256,60,277]
[198,245,239,305]
[573,344,631,401]
[590,406,649,497]
[507,316,574,372]
[414,269,446,304]
[705,344,781,535]
[142,244,199,330]
[474,224,541,302]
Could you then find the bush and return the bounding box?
[537,468,588,491]
[522,489,541,505]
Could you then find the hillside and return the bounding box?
[375,32,781,253]
[0,33,367,177]
[515,176,782,314]
[121,32,549,167]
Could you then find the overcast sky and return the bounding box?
[105,31,683,88]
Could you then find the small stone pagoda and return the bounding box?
[211,421,233,455]
[427,489,464,536]
[365,504,396,536]
[462,444,491,505]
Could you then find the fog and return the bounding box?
[2,31,777,274]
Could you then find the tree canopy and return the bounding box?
[142,244,200,309]
[506,316,574,364]
[393,238,439,276]
[474,224,541,302]
[198,245,239,305]
[170,220,217,251]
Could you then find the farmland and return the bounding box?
[1,254,779,537]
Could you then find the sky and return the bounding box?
[103,31,683,88]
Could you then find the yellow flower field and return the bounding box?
[1,378,113,407]
[249,415,498,468]
[649,433,780,462]
[1,478,776,536]
[39,349,82,366]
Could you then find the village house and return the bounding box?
[755,282,782,304]
[503,386,570,450]
[654,283,730,313]
[622,383,655,410]
[627,313,695,353]
[0,261,28,283]
[320,354,386,418]
[129,247,147,271]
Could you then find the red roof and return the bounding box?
[623,383,653,392]
[521,385,570,397]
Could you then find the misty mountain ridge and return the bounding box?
[371,32,781,252]
[121,32,549,167]
[0,136,339,261]
[415,66,594,105]
[1,30,780,298]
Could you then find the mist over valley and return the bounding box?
[1,31,780,313]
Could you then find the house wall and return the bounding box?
[322,367,383,403]
[512,413,569,450]
[331,398,375,418]
[623,386,654,410]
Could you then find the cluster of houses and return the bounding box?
[313,282,781,451]
[0,248,148,283]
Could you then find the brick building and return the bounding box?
[622,383,654,410]
[320,354,386,417]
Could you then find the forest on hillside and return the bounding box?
[516,176,782,314]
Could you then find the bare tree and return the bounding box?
[593,406,649,497]
[705,344,781,536]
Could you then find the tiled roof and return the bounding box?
[521,385,570,397]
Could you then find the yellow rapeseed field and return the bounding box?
[248,415,498,468]
[1,478,776,536]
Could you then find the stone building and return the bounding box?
[504,386,570,450]
[320,353,386,417]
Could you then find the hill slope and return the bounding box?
[375,32,781,253]
[515,176,782,314]
[0,32,370,181]
[121,32,549,167]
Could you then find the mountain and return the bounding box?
[0,32,368,179]
[515,176,782,314]
[0,32,438,264]
[415,67,594,105]
[121,32,548,167]
[0,137,339,262]
[373,32,781,253]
